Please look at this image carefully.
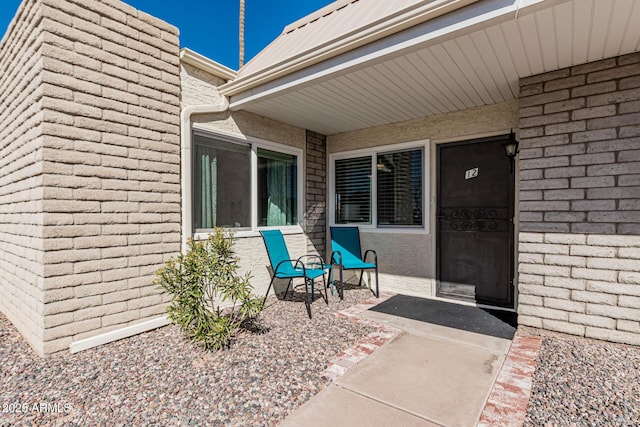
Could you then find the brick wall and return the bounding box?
[41,0,181,355]
[305,130,327,258]
[0,0,182,356]
[517,53,640,345]
[0,0,46,355]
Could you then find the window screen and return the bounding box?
[257,148,297,226]
[377,148,423,226]
[193,136,251,230]
[334,156,372,224]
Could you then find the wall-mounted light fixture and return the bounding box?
[503,130,519,174]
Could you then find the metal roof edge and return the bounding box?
[219,0,480,97]
[282,0,355,34]
[180,48,237,81]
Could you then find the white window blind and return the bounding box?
[377,148,423,226]
[334,156,372,224]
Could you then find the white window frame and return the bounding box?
[329,139,429,234]
[188,125,304,239]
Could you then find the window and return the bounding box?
[376,149,423,226]
[335,156,372,224]
[192,131,300,233]
[194,136,251,229]
[257,148,297,227]
[331,142,427,230]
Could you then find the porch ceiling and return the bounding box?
[227,0,640,136]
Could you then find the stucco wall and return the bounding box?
[0,0,182,356]
[359,232,434,297]
[180,62,228,107]
[191,110,306,150]
[326,101,519,298]
[180,62,310,298]
[181,62,306,149]
[328,100,519,151]
[0,0,46,355]
[517,54,640,345]
[233,233,307,297]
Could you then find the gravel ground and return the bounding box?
[5,292,640,427]
[1,288,375,427]
[524,329,640,426]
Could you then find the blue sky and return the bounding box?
[0,0,334,70]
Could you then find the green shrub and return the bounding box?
[155,228,263,350]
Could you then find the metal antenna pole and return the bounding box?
[239,0,245,68]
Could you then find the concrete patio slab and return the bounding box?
[278,302,519,427]
[278,385,439,427]
[335,332,506,427]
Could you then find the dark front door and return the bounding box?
[436,136,515,308]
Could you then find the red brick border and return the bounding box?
[477,333,543,426]
[323,292,400,381]
[323,292,544,427]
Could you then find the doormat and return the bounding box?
[369,294,516,340]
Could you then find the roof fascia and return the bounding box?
[227,0,551,110]
[180,48,237,81]
[219,0,481,96]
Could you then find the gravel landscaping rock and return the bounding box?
[1,288,375,426]
[524,330,640,426]
[5,291,640,427]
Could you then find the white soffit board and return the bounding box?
[231,0,640,135]
[227,0,482,94]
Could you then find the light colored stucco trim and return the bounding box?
[180,48,237,81]
[70,316,170,354]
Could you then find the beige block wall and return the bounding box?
[0,0,46,355]
[0,0,182,356]
[327,100,519,298]
[517,54,640,235]
[40,0,181,355]
[518,233,640,346]
[517,54,640,345]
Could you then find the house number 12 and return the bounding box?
[465,167,479,180]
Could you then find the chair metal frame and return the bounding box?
[260,230,328,318]
[330,226,379,300]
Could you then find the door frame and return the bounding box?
[435,134,516,309]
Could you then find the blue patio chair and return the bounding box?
[330,226,379,300]
[260,230,329,318]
